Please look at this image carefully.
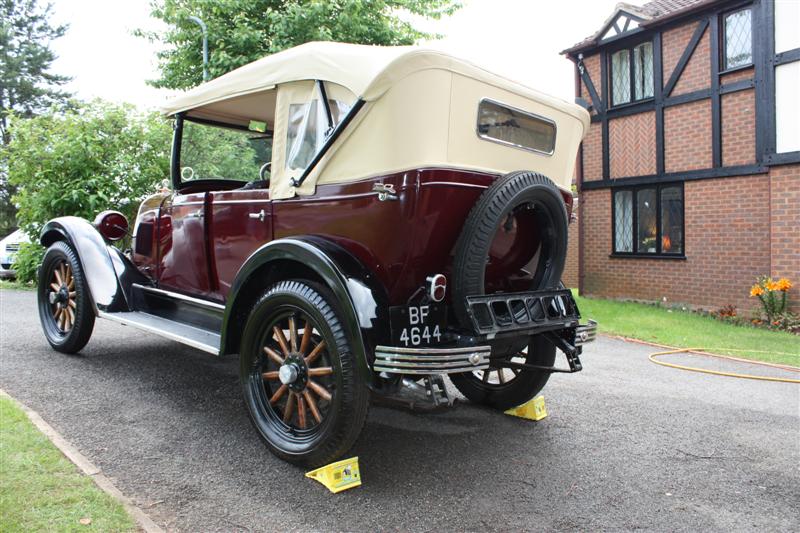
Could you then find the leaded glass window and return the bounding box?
[660,186,684,254]
[610,41,653,107]
[613,184,684,256]
[614,190,633,252]
[723,8,752,70]
[636,188,657,253]
[634,42,654,100]
[611,50,631,106]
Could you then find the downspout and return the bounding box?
[572,55,586,296]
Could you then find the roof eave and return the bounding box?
[562,0,720,56]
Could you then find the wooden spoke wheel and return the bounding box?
[449,335,556,411]
[260,313,335,431]
[477,353,527,386]
[47,260,77,333]
[240,280,369,468]
[37,241,95,354]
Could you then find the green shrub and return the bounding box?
[11,242,44,284]
[6,100,171,240]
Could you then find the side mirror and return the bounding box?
[93,211,129,242]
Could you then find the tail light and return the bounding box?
[93,210,129,242]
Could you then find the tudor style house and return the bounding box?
[562,0,799,312]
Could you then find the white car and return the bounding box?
[0,229,29,279]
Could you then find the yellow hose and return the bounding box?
[648,348,800,384]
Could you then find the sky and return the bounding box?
[48,0,631,110]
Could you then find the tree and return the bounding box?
[5,101,172,281]
[1,0,72,236]
[138,0,461,90]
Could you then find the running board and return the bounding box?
[98,310,220,355]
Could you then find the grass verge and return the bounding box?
[0,279,34,291]
[573,292,799,367]
[0,396,136,532]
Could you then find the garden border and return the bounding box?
[0,389,164,533]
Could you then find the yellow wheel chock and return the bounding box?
[504,395,547,421]
[305,456,362,493]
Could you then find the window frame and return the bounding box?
[720,6,754,73]
[475,98,557,156]
[611,183,685,258]
[608,39,655,108]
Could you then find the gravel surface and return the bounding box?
[1,289,798,532]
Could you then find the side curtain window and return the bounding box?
[285,83,354,171]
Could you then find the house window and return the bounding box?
[722,8,752,70]
[613,184,684,256]
[774,0,800,154]
[610,41,653,106]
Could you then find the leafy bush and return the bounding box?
[7,100,171,236]
[5,100,171,282]
[11,242,44,285]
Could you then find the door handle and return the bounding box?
[248,209,266,222]
[187,209,203,219]
[372,183,398,201]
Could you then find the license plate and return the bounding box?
[390,303,446,347]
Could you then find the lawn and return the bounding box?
[573,292,800,367]
[0,397,135,532]
[0,279,34,291]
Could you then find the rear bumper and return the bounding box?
[374,289,597,376]
[575,319,598,345]
[373,345,491,375]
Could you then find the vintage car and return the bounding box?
[36,42,596,467]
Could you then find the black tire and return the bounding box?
[239,280,369,468]
[451,171,568,329]
[449,335,556,410]
[37,241,95,354]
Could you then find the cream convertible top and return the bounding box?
[161,42,591,199]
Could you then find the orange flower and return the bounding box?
[766,280,780,291]
[776,278,793,291]
[750,285,764,297]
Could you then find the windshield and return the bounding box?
[180,119,273,182]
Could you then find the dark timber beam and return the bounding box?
[580,68,605,115]
[653,32,665,176]
[663,19,709,97]
[710,15,721,168]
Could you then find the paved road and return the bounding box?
[1,289,798,532]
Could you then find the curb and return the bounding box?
[0,389,165,533]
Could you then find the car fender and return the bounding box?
[220,236,390,382]
[40,216,149,312]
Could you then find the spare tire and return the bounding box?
[451,171,568,329]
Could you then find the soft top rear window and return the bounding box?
[477,99,556,155]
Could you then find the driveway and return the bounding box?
[1,289,798,532]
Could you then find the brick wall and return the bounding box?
[663,21,711,95]
[664,99,712,172]
[583,122,604,181]
[720,66,754,85]
[563,199,580,288]
[721,89,755,167]
[609,112,657,178]
[578,172,800,313]
[769,164,800,311]
[662,22,695,84]
[564,221,580,288]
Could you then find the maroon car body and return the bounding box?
[36,43,596,467]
